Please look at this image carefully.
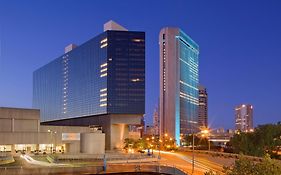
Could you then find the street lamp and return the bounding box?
[48,129,57,153]
[200,128,211,151]
[158,139,162,160]
[188,120,198,175]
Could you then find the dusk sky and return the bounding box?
[0,0,281,129]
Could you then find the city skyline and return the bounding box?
[1,0,281,130]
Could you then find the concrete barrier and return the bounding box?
[180,148,263,162]
[0,154,15,165]
[0,163,188,175]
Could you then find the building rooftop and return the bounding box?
[104,20,128,31]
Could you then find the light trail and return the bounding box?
[158,150,223,173]
[20,154,67,167]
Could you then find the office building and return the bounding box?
[159,27,199,145]
[198,85,208,128]
[33,21,145,149]
[235,104,253,132]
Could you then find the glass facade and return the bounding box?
[177,30,199,135]
[33,31,145,121]
[159,27,199,145]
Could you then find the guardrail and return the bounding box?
[0,162,188,175]
[180,148,264,162]
[57,153,156,161]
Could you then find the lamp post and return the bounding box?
[48,129,57,153]
[158,139,162,160]
[192,132,195,174]
[189,121,198,175]
[201,128,211,151]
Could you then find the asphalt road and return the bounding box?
[158,151,235,175]
[17,151,235,175]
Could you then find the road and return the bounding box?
[157,151,234,175]
[19,151,235,175]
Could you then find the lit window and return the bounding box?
[131,78,140,82]
[100,38,108,44]
[100,63,108,68]
[100,73,107,77]
[100,103,107,107]
[100,98,107,102]
[100,88,107,92]
[100,43,108,48]
[100,93,107,97]
[132,39,144,42]
[100,68,108,72]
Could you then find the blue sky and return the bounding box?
[0,0,281,129]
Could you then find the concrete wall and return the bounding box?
[159,28,179,139]
[14,119,38,132]
[0,132,51,145]
[110,124,129,149]
[0,119,12,132]
[0,107,40,120]
[40,125,91,133]
[80,133,105,154]
[0,107,40,132]
[65,142,80,154]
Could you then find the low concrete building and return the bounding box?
[0,107,105,154]
[42,114,142,150]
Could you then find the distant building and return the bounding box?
[209,129,232,147]
[198,85,208,128]
[235,104,253,132]
[145,125,155,136]
[159,27,199,145]
[33,20,145,149]
[153,106,160,136]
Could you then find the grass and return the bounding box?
[0,157,24,167]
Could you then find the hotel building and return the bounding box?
[159,27,199,145]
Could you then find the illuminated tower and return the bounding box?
[159,27,199,145]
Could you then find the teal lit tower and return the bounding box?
[159,27,199,145]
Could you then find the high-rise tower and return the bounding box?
[235,104,253,132]
[159,27,199,145]
[198,85,208,128]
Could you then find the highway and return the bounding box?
[158,151,230,175]
[19,151,234,175]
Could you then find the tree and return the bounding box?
[123,138,149,150]
[205,154,281,175]
[224,154,281,175]
[123,138,135,149]
[230,122,281,158]
[184,134,212,149]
